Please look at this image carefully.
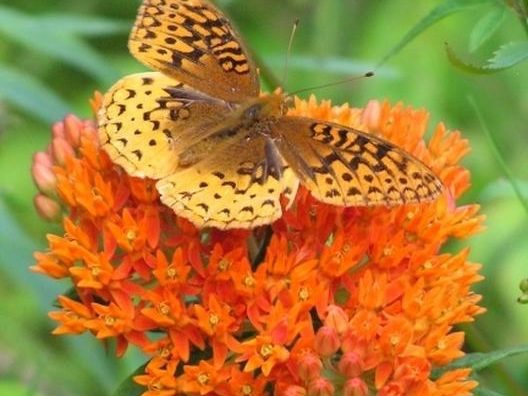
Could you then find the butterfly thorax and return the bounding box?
[234,93,285,126]
[175,93,286,168]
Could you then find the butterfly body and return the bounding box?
[97,0,444,229]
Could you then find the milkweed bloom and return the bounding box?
[32,94,485,395]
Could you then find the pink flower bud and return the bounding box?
[338,352,364,378]
[298,352,322,382]
[34,194,61,221]
[63,114,82,146]
[51,137,75,165]
[343,378,369,396]
[315,326,340,357]
[33,151,53,168]
[361,100,381,132]
[307,378,334,396]
[51,121,65,140]
[284,385,307,396]
[324,305,348,334]
[31,157,57,194]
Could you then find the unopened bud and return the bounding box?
[51,121,65,140]
[315,326,340,357]
[324,305,348,334]
[298,352,322,382]
[361,100,381,132]
[32,154,57,194]
[63,114,82,146]
[343,378,368,396]
[284,385,307,396]
[338,352,364,378]
[307,378,334,396]
[34,194,61,221]
[51,137,75,165]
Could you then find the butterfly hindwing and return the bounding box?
[156,128,299,229]
[273,116,443,206]
[129,0,260,103]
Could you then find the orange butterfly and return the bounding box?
[98,0,443,229]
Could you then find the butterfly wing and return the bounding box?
[273,117,443,206]
[156,129,299,229]
[129,0,260,103]
[98,71,230,179]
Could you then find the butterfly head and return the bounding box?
[241,92,288,123]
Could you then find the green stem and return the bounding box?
[468,96,528,217]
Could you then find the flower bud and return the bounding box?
[315,326,340,357]
[51,121,65,140]
[33,151,53,167]
[32,155,57,194]
[63,114,82,146]
[298,352,322,382]
[284,385,307,396]
[34,194,61,221]
[343,378,368,396]
[338,352,364,378]
[307,378,334,396]
[361,100,381,132]
[51,137,75,165]
[324,305,348,334]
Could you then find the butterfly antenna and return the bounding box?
[287,71,374,97]
[281,18,300,89]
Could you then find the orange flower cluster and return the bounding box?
[32,95,485,396]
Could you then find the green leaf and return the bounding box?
[447,41,528,73]
[378,0,492,66]
[431,344,528,379]
[0,197,60,304]
[0,5,119,84]
[0,65,70,122]
[469,5,506,52]
[36,14,130,36]
[113,363,148,396]
[474,388,508,396]
[445,42,498,73]
[487,41,528,69]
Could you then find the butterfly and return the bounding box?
[97,0,443,230]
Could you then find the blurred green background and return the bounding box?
[0,0,527,395]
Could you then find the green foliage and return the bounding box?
[469,96,528,217]
[0,65,70,123]
[432,344,528,378]
[113,364,148,396]
[0,4,128,122]
[469,5,506,52]
[446,41,528,73]
[377,0,493,66]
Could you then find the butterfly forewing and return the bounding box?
[129,0,260,103]
[98,72,230,179]
[156,129,299,229]
[273,117,443,206]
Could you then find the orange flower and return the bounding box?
[32,96,485,395]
